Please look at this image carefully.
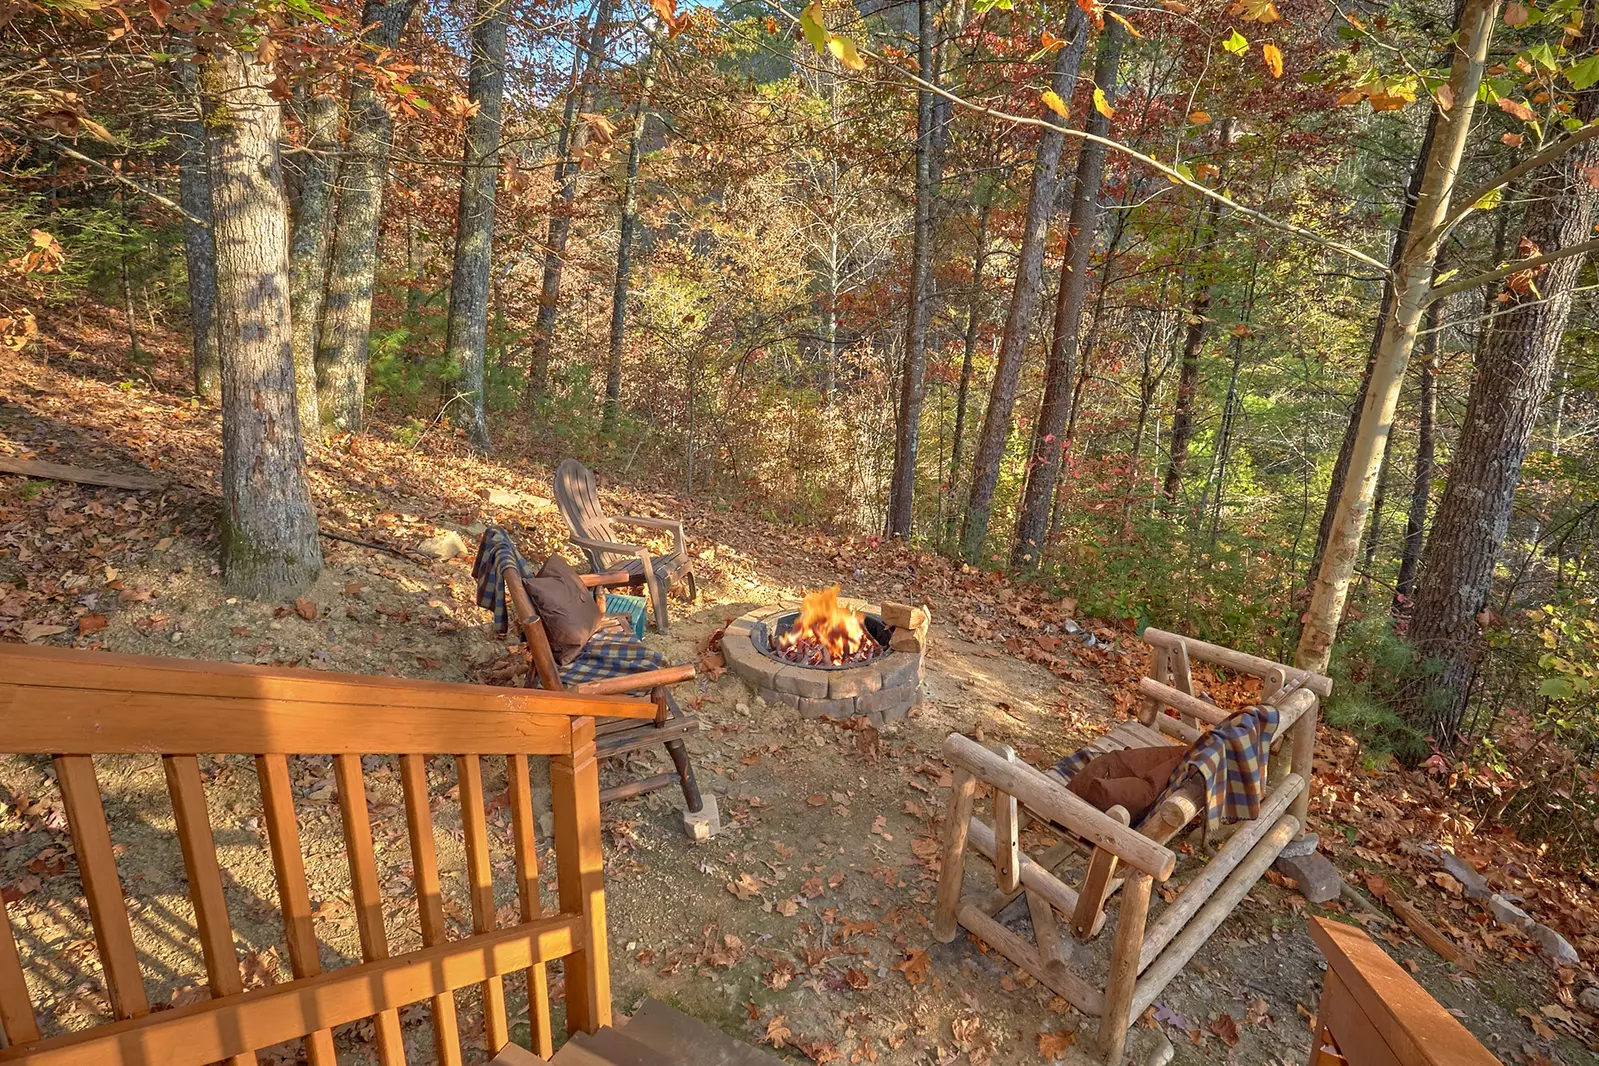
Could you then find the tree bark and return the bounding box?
[175,58,220,402]
[945,199,990,540]
[1293,0,1499,673]
[602,54,655,437]
[443,0,510,453]
[1392,316,1439,611]
[959,13,1091,563]
[887,0,938,538]
[526,0,615,402]
[287,87,339,437]
[1403,44,1598,742]
[200,41,323,599]
[314,0,419,431]
[1012,15,1126,567]
[1160,192,1222,503]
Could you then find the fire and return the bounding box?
[776,585,880,666]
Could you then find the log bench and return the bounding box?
[932,628,1331,1064]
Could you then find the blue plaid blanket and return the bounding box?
[1056,703,1278,837]
[472,526,536,637]
[561,635,668,688]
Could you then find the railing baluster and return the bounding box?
[550,717,611,1036]
[334,753,406,1066]
[254,755,337,1066]
[163,756,256,1066]
[52,755,150,1021]
[456,755,509,1052]
[507,754,553,1058]
[0,894,40,1045]
[400,754,464,1066]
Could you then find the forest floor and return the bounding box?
[1,304,1597,1066]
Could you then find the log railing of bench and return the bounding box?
[0,644,656,1065]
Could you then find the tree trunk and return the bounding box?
[1403,47,1597,742]
[526,0,615,402]
[886,0,938,538]
[1160,192,1222,504]
[1359,435,1392,581]
[201,41,323,599]
[1012,15,1126,568]
[1294,0,1499,673]
[443,0,509,453]
[314,0,419,431]
[1392,314,1439,611]
[945,199,990,540]
[959,13,1091,563]
[176,59,220,402]
[602,54,656,437]
[287,88,339,437]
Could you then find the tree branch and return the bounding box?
[1426,238,1599,303]
[6,125,209,227]
[1426,122,1599,244]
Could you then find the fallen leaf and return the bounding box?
[77,614,107,634]
[892,948,930,986]
[1210,1012,1240,1047]
[1038,1030,1077,1058]
[294,597,318,621]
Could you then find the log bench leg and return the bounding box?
[666,737,702,814]
[934,769,977,942]
[1097,871,1153,1065]
[1072,805,1129,940]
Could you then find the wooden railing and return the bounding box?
[0,644,657,1064]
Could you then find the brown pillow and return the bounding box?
[525,555,603,666]
[1066,744,1189,824]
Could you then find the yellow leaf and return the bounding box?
[1262,42,1283,78]
[1189,110,1212,123]
[1040,89,1069,118]
[1106,9,1144,37]
[827,33,865,70]
[1221,28,1249,54]
[1160,0,1189,10]
[1093,87,1115,119]
[1228,0,1280,21]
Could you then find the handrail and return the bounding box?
[1141,628,1333,698]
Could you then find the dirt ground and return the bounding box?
[2,319,1596,1065]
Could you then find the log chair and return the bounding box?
[932,629,1332,1064]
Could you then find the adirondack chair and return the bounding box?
[931,629,1332,1064]
[1308,916,1501,1066]
[480,533,706,817]
[554,459,696,631]
[0,642,629,1065]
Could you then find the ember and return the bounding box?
[775,585,884,666]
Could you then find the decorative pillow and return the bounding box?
[525,555,603,665]
[1066,744,1189,824]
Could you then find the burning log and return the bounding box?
[775,585,885,666]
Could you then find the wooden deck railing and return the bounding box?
[0,644,656,1065]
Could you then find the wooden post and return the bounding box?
[995,747,1020,894]
[551,716,611,1035]
[1139,646,1169,725]
[933,768,977,942]
[1071,805,1129,940]
[1098,871,1153,1064]
[1289,702,1317,827]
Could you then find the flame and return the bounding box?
[776,585,878,665]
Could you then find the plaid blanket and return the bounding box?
[1056,703,1279,837]
[472,526,537,637]
[561,634,668,688]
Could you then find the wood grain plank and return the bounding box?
[333,754,405,1066]
[506,754,553,1059]
[400,755,464,1066]
[456,755,509,1052]
[253,756,336,1066]
[0,919,582,1066]
[0,895,40,1045]
[52,756,149,1021]
[550,719,611,1035]
[162,756,255,1066]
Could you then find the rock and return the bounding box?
[681,793,721,842]
[1579,987,1599,1012]
[1274,850,1342,904]
[1489,894,1580,965]
[1278,832,1320,858]
[484,488,521,508]
[1436,848,1493,900]
[416,530,470,560]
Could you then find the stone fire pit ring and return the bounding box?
[721,600,926,726]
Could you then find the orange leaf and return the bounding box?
[78,614,108,634]
[1505,1,1529,25]
[1497,96,1536,121]
[1262,41,1283,78]
[1040,89,1069,118]
[148,0,169,25]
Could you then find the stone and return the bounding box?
[773,663,829,698]
[1277,832,1319,858]
[879,652,922,689]
[761,688,799,710]
[681,793,721,841]
[1274,850,1342,904]
[858,680,920,717]
[485,488,521,508]
[719,629,759,670]
[1488,894,1580,965]
[828,665,884,699]
[889,627,922,653]
[416,530,470,560]
[797,695,856,719]
[1579,987,1599,1012]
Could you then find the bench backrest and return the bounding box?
[0,644,657,1065]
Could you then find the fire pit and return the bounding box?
[721,587,927,726]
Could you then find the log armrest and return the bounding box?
[942,733,1176,881]
[570,663,697,697]
[614,515,685,552]
[580,571,635,588]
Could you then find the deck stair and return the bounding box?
[494,1000,783,1066]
